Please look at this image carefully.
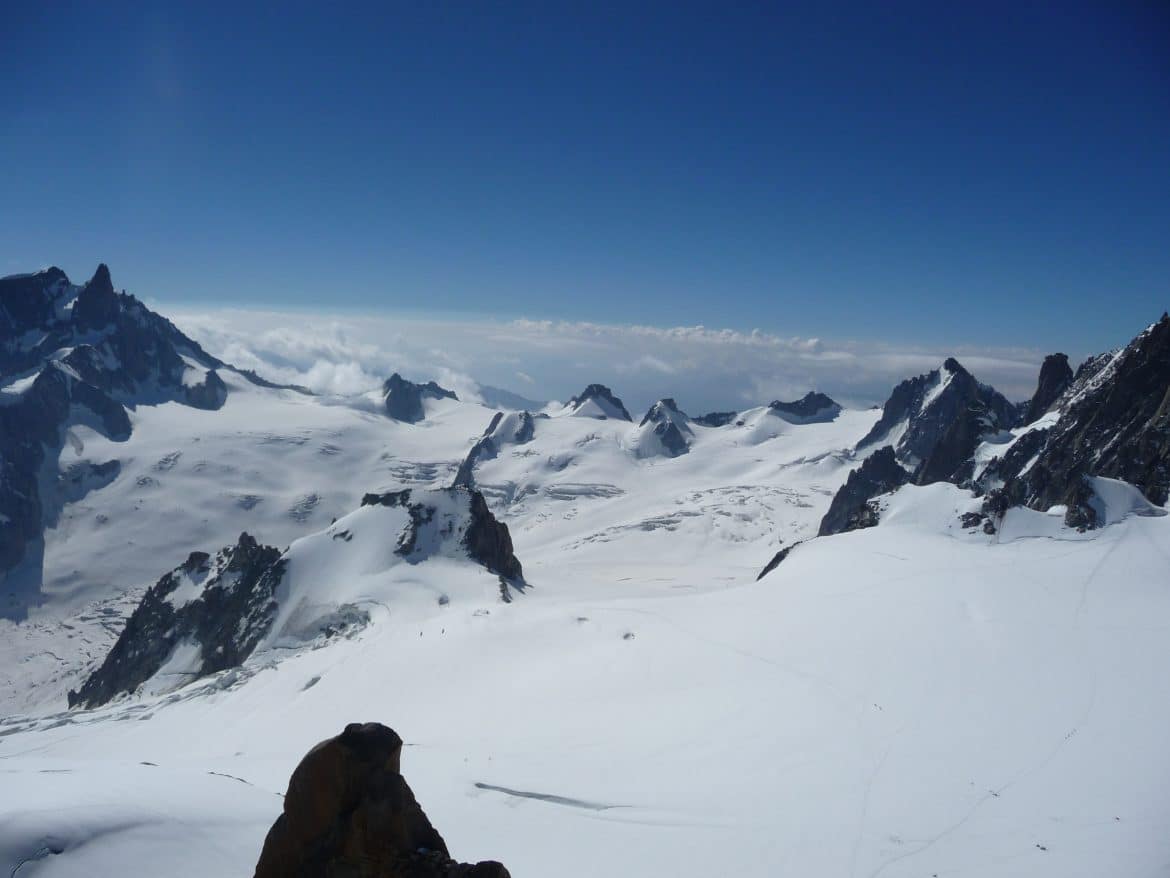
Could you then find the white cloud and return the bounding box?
[168,306,1052,417]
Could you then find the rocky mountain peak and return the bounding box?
[634,398,693,458]
[941,357,966,375]
[72,263,119,329]
[768,391,842,424]
[1023,352,1073,423]
[639,397,683,426]
[382,372,458,423]
[977,311,1170,527]
[566,383,632,420]
[67,532,286,708]
[857,358,1017,482]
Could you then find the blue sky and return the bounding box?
[3,2,1168,359]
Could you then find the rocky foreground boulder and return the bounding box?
[255,723,509,878]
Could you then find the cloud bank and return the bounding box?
[168,306,1055,416]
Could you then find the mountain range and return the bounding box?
[1,265,1167,878]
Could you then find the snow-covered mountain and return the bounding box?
[563,383,632,420]
[69,486,522,708]
[631,398,694,458]
[2,268,1168,878]
[0,265,284,620]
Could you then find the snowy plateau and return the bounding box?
[1,267,1168,877]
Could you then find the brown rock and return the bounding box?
[254,723,510,878]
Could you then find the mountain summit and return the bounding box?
[565,384,632,420]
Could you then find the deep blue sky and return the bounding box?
[3,2,1167,353]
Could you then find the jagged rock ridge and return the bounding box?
[68,535,285,708]
[0,264,279,618]
[361,488,524,583]
[859,357,1018,484]
[71,487,523,707]
[768,391,842,424]
[382,373,458,423]
[453,410,537,488]
[254,723,510,877]
[693,410,738,427]
[977,314,1170,527]
[817,447,910,537]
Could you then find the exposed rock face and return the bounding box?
[382,373,458,423]
[1022,353,1073,424]
[756,541,803,581]
[72,487,525,707]
[0,364,132,619]
[566,383,632,420]
[977,314,1170,527]
[68,534,285,708]
[858,358,1017,484]
[361,487,523,583]
[254,723,510,878]
[635,398,693,457]
[768,391,842,424]
[464,490,525,582]
[453,411,536,487]
[818,447,910,536]
[693,410,737,428]
[1,264,227,399]
[0,264,287,615]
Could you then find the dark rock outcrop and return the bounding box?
[68,534,285,708]
[73,488,526,708]
[977,314,1170,527]
[756,541,803,581]
[1022,353,1073,424]
[768,391,841,423]
[693,410,737,428]
[637,398,693,457]
[565,383,632,420]
[382,373,458,423]
[464,490,524,582]
[818,447,910,536]
[184,367,229,410]
[453,411,536,487]
[361,487,523,583]
[254,723,510,878]
[1,364,132,619]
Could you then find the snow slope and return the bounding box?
[1,481,1167,877]
[1,370,1168,878]
[0,373,498,713]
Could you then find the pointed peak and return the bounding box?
[640,397,688,427]
[87,263,114,294]
[941,357,967,375]
[567,384,632,420]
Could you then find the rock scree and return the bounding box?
[253,722,510,878]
